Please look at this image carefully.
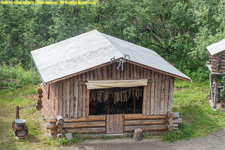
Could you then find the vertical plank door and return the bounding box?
[106,114,124,134]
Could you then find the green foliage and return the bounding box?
[71,136,85,143]
[0,64,39,90]
[162,121,192,143]
[58,138,68,145]
[100,135,113,140]
[0,1,225,81]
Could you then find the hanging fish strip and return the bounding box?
[90,88,143,103]
[103,92,108,102]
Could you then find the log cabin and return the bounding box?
[31,30,191,136]
[206,39,225,110]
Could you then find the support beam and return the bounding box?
[214,75,218,109]
[209,73,213,98]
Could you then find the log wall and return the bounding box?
[124,114,168,132]
[41,61,174,119]
[209,51,225,73]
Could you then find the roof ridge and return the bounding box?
[98,31,124,58]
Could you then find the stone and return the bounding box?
[133,128,142,141]
[65,133,73,140]
[57,133,64,139]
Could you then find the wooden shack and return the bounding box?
[206,39,225,110]
[31,30,191,136]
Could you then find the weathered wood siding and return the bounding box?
[42,62,174,119]
[210,51,225,72]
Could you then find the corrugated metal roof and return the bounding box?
[207,39,225,55]
[31,30,191,83]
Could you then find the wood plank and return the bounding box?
[125,119,167,126]
[52,83,55,111]
[94,69,98,80]
[157,73,161,115]
[86,72,89,81]
[41,85,57,118]
[133,65,137,79]
[78,76,83,117]
[150,71,155,115]
[70,78,74,118]
[112,63,116,80]
[139,67,143,79]
[55,82,59,115]
[64,115,106,122]
[58,82,63,116]
[143,68,147,79]
[160,75,165,115]
[64,127,105,133]
[146,70,151,115]
[48,84,50,99]
[116,63,121,79]
[125,63,129,80]
[62,81,66,118]
[86,90,90,117]
[168,77,174,112]
[67,79,70,118]
[120,65,124,79]
[164,76,169,115]
[124,124,167,132]
[82,74,86,117]
[90,70,94,80]
[136,65,139,79]
[107,64,112,80]
[106,115,110,134]
[74,76,78,118]
[130,63,134,79]
[142,86,147,116]
[154,72,158,115]
[98,68,102,80]
[63,121,105,128]
[103,66,107,80]
[124,114,167,120]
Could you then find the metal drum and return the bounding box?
[15,119,25,128]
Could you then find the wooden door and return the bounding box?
[106,114,124,134]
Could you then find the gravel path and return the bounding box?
[61,129,225,150]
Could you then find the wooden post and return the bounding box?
[209,73,213,98]
[134,91,136,114]
[107,98,109,115]
[214,75,218,109]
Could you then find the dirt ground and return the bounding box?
[60,129,225,150]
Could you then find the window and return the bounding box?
[89,87,143,115]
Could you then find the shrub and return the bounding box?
[0,64,39,90]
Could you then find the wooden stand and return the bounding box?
[12,121,28,139]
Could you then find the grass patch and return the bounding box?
[162,79,225,142]
[100,135,113,140]
[0,64,39,90]
[0,84,58,150]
